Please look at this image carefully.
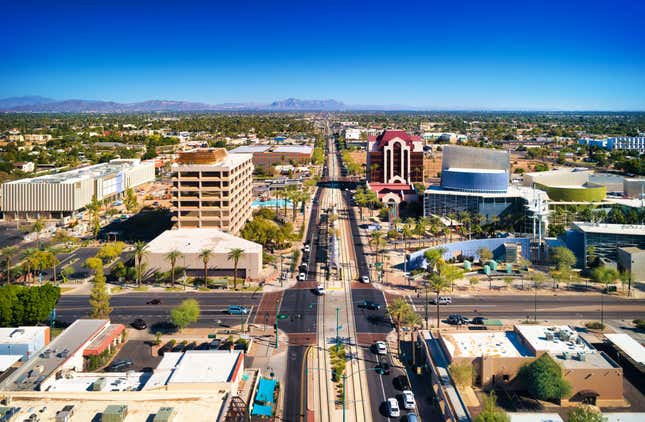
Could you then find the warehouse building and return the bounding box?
[142,228,262,280]
[2,159,155,221]
[172,148,253,234]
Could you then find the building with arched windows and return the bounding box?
[366,130,424,210]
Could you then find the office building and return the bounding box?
[2,159,155,221]
[579,137,645,153]
[617,247,645,282]
[0,326,50,361]
[563,222,645,267]
[172,148,253,234]
[142,228,262,280]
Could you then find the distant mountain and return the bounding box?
[268,98,346,110]
[0,96,356,112]
[0,96,55,109]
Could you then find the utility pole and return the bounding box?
[279,254,284,287]
[424,287,429,330]
[342,374,347,422]
[336,307,340,347]
[534,281,537,322]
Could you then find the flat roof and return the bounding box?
[442,331,531,358]
[83,324,125,356]
[0,355,21,372]
[0,326,48,344]
[2,319,108,391]
[229,145,271,153]
[47,371,150,392]
[573,222,645,236]
[509,413,564,422]
[146,229,262,255]
[169,350,243,384]
[604,334,645,365]
[272,145,313,154]
[516,325,592,354]
[5,159,147,185]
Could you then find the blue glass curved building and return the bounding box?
[441,168,509,193]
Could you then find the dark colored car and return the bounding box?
[358,300,381,310]
[447,314,469,325]
[131,318,147,330]
[393,375,411,391]
[375,359,391,375]
[471,316,487,325]
[105,359,133,372]
[146,298,161,305]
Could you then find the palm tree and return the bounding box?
[21,248,38,284]
[369,230,385,265]
[86,195,102,239]
[199,248,213,287]
[414,217,428,247]
[428,274,451,330]
[165,250,183,288]
[386,297,417,355]
[133,241,148,287]
[32,218,44,247]
[228,248,245,289]
[401,224,414,250]
[1,246,18,285]
[390,217,402,232]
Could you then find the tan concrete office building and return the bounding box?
[171,149,253,234]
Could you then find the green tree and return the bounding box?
[1,246,18,285]
[550,246,577,271]
[228,248,245,289]
[369,230,386,265]
[386,297,419,354]
[427,274,451,329]
[133,240,148,287]
[170,298,201,330]
[86,195,102,239]
[475,391,510,422]
[124,187,138,213]
[165,250,183,288]
[519,354,572,402]
[478,247,493,262]
[87,257,111,319]
[424,248,446,271]
[32,218,44,247]
[198,248,213,287]
[567,405,605,422]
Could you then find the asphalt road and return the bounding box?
[282,345,307,422]
[406,293,645,322]
[351,288,390,334]
[55,292,263,330]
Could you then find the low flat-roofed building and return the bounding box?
[142,228,262,280]
[436,325,624,407]
[2,159,155,220]
[604,333,645,371]
[617,246,645,283]
[564,222,645,267]
[508,413,564,422]
[0,320,126,392]
[229,144,313,172]
[143,350,244,393]
[0,326,50,361]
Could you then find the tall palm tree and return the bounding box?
[21,248,38,284]
[428,274,451,330]
[228,248,245,289]
[390,217,402,232]
[133,241,148,287]
[401,224,414,250]
[165,250,183,288]
[386,297,412,354]
[1,246,18,285]
[369,230,385,264]
[32,218,44,248]
[199,248,213,287]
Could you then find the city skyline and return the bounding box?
[2,0,645,111]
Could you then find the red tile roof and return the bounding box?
[368,130,421,149]
[368,182,416,198]
[83,324,125,356]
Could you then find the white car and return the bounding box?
[298,273,306,281]
[314,285,325,295]
[374,341,387,355]
[402,390,416,410]
[386,397,400,417]
[431,296,452,305]
[303,244,311,253]
[360,275,370,283]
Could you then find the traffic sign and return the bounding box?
[277,314,288,319]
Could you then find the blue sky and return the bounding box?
[1,0,644,110]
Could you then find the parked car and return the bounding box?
[375,359,391,375]
[447,314,469,325]
[406,413,419,422]
[386,398,400,417]
[105,359,133,372]
[298,272,306,281]
[314,285,325,295]
[431,296,452,305]
[131,318,147,330]
[146,298,161,305]
[360,275,370,283]
[209,339,222,350]
[471,316,487,325]
[401,390,416,410]
[227,305,249,315]
[374,341,387,355]
[358,300,381,310]
[303,244,311,253]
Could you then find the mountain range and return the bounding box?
[0,96,354,112]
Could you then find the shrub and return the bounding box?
[519,354,572,402]
[584,321,605,330]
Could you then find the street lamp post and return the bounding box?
[336,307,340,346]
[424,286,429,330]
[342,374,347,422]
[275,299,280,349]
